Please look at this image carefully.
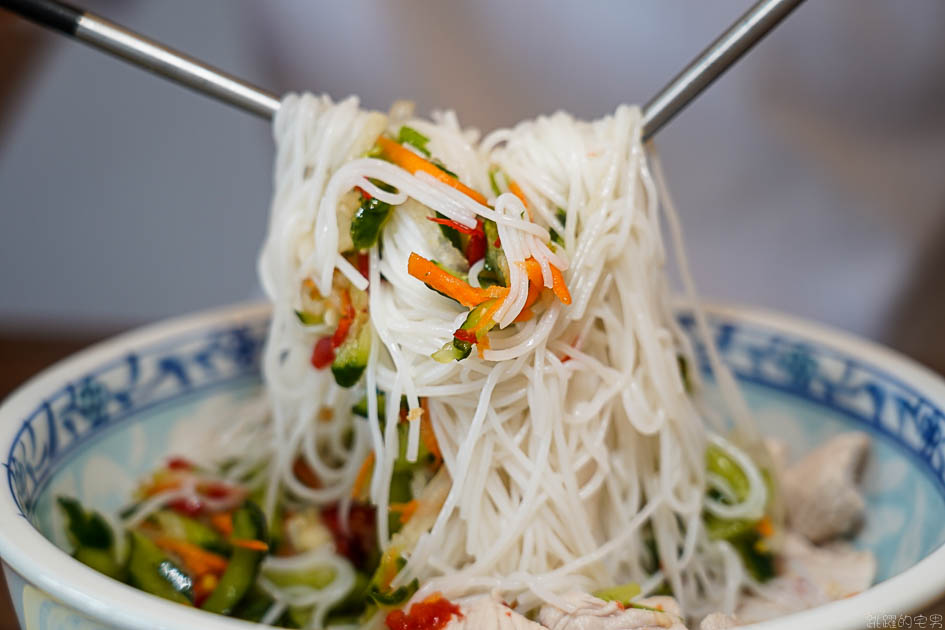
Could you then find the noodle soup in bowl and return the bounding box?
[1,301,944,630]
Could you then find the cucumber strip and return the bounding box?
[201,502,268,614]
[127,531,193,605]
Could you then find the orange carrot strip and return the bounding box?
[378,137,487,205]
[302,277,321,299]
[209,512,233,538]
[193,573,219,606]
[507,180,533,220]
[231,538,269,552]
[407,253,494,308]
[419,399,441,461]
[154,536,228,576]
[549,264,571,305]
[521,259,544,287]
[476,333,491,359]
[351,452,375,499]
[483,285,510,299]
[389,500,419,524]
[755,515,774,538]
[513,307,534,323]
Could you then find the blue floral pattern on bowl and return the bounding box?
[5,322,267,517]
[3,305,945,630]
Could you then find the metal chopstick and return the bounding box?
[0,0,280,118]
[1,0,804,138]
[641,0,806,140]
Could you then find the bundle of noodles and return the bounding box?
[245,93,771,621]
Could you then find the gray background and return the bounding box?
[2,1,944,364]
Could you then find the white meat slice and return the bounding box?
[762,438,789,476]
[782,432,870,543]
[538,592,687,630]
[699,612,738,629]
[445,593,544,630]
[736,532,876,623]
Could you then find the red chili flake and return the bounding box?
[166,456,194,471]
[356,186,372,200]
[494,237,501,247]
[311,336,335,369]
[452,329,477,344]
[385,596,462,630]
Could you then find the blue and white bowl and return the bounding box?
[1,302,944,630]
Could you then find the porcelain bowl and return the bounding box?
[1,302,944,630]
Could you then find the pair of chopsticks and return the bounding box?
[0,0,805,141]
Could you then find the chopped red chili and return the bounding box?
[168,497,203,516]
[465,219,486,265]
[357,252,370,279]
[385,596,462,630]
[427,216,479,235]
[200,482,235,500]
[320,503,377,568]
[452,329,477,344]
[311,336,335,369]
[166,456,194,471]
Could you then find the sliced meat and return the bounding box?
[782,432,870,543]
[538,591,687,630]
[445,593,544,630]
[736,532,875,623]
[699,612,738,629]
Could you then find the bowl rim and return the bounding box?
[0,300,942,630]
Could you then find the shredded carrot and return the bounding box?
[522,284,542,311]
[407,252,505,307]
[351,452,375,499]
[378,137,487,205]
[549,264,571,305]
[302,277,321,299]
[419,398,441,460]
[231,538,269,552]
[755,515,774,538]
[193,573,219,607]
[389,500,419,524]
[507,180,533,220]
[521,259,544,287]
[513,308,534,323]
[210,512,233,538]
[475,329,492,358]
[154,536,228,576]
[510,258,545,317]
